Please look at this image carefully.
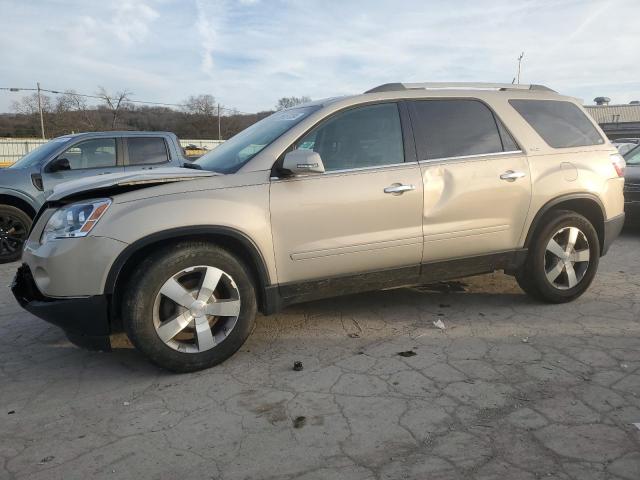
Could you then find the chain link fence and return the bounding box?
[0,137,224,166]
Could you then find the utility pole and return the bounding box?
[516,52,525,85]
[217,103,221,140]
[36,82,45,139]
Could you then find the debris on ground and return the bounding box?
[621,364,629,369]
[398,351,417,357]
[293,416,307,428]
[633,423,640,431]
[433,319,446,330]
[413,281,468,294]
[439,303,451,308]
[522,337,529,343]
[347,333,360,338]
[38,456,55,465]
[7,410,15,414]
[123,401,130,406]
[293,361,304,371]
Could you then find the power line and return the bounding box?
[0,85,257,115]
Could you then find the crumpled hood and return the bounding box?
[47,167,217,201]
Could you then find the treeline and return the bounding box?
[0,107,273,140]
[0,91,312,140]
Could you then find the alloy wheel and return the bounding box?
[0,213,28,260]
[544,226,590,290]
[152,265,241,353]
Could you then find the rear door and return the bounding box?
[124,137,173,172]
[407,99,532,262]
[41,137,124,192]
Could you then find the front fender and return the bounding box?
[0,186,42,214]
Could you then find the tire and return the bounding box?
[0,205,32,264]
[516,210,600,303]
[123,242,257,372]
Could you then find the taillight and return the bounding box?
[611,153,626,177]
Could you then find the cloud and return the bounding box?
[64,0,160,49]
[195,0,217,76]
[111,0,160,44]
[1,0,639,113]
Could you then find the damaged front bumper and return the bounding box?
[11,264,112,351]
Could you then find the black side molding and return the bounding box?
[271,249,527,312]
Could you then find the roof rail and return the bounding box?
[365,82,556,94]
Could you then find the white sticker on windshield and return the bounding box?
[275,111,306,121]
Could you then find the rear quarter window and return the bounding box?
[509,99,604,148]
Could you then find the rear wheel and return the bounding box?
[517,210,600,303]
[0,205,31,264]
[123,242,257,372]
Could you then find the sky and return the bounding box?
[1,0,639,113]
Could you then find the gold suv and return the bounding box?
[13,82,626,372]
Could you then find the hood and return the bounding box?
[0,166,37,192]
[0,167,26,183]
[47,167,217,201]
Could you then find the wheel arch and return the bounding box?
[105,226,273,324]
[0,193,37,218]
[524,193,606,253]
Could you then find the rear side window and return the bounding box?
[408,99,517,160]
[127,137,169,165]
[509,100,604,148]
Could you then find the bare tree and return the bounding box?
[275,96,311,110]
[12,93,53,115]
[96,86,132,129]
[184,94,217,116]
[56,91,96,130]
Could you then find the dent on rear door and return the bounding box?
[420,154,532,262]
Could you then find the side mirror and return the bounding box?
[282,150,325,175]
[47,157,71,173]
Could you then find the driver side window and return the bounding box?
[58,138,117,170]
[295,103,405,171]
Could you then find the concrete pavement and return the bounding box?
[1,232,639,479]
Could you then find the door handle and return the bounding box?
[500,170,526,182]
[384,183,415,195]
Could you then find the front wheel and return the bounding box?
[517,210,600,303]
[123,242,257,372]
[0,205,31,264]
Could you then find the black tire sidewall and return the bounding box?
[526,211,600,303]
[0,205,31,263]
[124,243,257,372]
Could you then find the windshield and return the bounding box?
[624,144,640,166]
[10,136,74,169]
[195,106,320,173]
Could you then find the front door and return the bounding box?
[407,98,532,262]
[270,102,424,284]
[41,137,123,192]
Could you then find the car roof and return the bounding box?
[302,82,569,110]
[54,131,176,140]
